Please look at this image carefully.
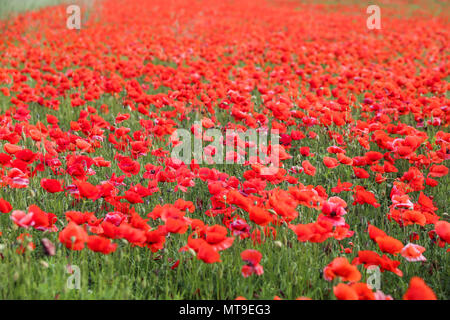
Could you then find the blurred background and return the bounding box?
[0,0,88,19]
[0,0,448,20]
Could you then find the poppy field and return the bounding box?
[0,0,448,300]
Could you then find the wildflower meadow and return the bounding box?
[0,0,448,302]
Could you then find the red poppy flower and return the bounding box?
[401,243,426,262]
[197,242,221,264]
[59,221,88,250]
[302,160,316,176]
[367,223,387,241]
[353,167,370,179]
[248,205,273,226]
[320,197,347,227]
[241,249,264,277]
[40,178,63,193]
[403,277,437,300]
[115,154,140,177]
[428,165,448,178]
[87,235,117,254]
[145,226,167,253]
[435,221,450,243]
[0,198,12,213]
[72,180,100,200]
[323,156,339,168]
[376,236,404,255]
[323,257,361,282]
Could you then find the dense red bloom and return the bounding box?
[40,178,63,193]
[299,146,310,157]
[0,0,447,298]
[10,210,33,228]
[241,249,264,277]
[65,211,99,225]
[228,218,251,239]
[197,242,221,264]
[302,160,316,176]
[59,221,88,250]
[352,250,403,276]
[115,113,130,123]
[269,188,298,222]
[337,153,353,165]
[11,205,58,232]
[403,277,437,300]
[353,186,380,208]
[117,223,146,244]
[401,243,426,262]
[116,155,140,177]
[15,149,36,163]
[367,223,387,241]
[333,283,359,300]
[289,219,334,243]
[204,225,234,251]
[0,198,12,213]
[323,157,339,169]
[73,180,100,200]
[428,165,448,178]
[226,190,251,212]
[331,179,353,193]
[87,235,117,254]
[323,257,361,282]
[320,197,347,227]
[124,190,144,204]
[353,167,370,179]
[248,205,273,226]
[145,226,167,252]
[376,236,404,255]
[434,221,450,244]
[334,283,376,300]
